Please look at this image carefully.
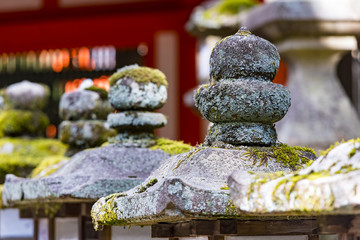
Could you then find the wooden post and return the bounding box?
[33,218,38,240]
[48,217,55,240]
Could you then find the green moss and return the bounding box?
[108,65,167,87]
[0,138,68,183]
[320,138,360,157]
[31,156,69,178]
[204,0,258,18]
[85,86,108,100]
[220,185,229,190]
[0,184,3,208]
[150,138,192,156]
[137,178,158,193]
[0,110,49,137]
[243,144,316,171]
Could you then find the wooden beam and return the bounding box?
[236,219,317,236]
[318,216,353,234]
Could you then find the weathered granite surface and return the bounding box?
[5,80,49,110]
[229,139,360,216]
[2,145,170,206]
[91,145,310,228]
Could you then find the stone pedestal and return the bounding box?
[276,37,360,149]
[244,0,360,150]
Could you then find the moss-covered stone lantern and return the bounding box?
[91,28,316,239]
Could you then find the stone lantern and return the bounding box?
[244,0,360,150]
[2,66,190,240]
[91,28,316,240]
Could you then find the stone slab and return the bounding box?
[229,140,360,216]
[2,145,169,207]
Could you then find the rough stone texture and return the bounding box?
[2,145,169,207]
[108,112,167,130]
[59,90,113,121]
[210,29,279,82]
[229,140,360,215]
[5,80,49,110]
[108,131,157,148]
[91,146,298,227]
[244,0,360,150]
[58,120,116,148]
[195,80,290,123]
[109,78,167,111]
[205,122,277,146]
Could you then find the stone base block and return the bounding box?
[205,122,277,146]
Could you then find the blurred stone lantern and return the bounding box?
[244,0,360,150]
[2,69,190,240]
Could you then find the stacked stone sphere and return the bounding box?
[58,86,115,149]
[107,64,167,147]
[195,27,291,146]
[0,80,49,137]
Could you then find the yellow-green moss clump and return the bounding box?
[31,156,69,178]
[204,0,258,18]
[108,65,167,87]
[150,138,192,155]
[0,138,68,183]
[0,184,3,208]
[244,144,316,171]
[85,86,108,100]
[0,110,49,137]
[320,138,360,157]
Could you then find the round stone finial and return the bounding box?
[107,65,168,147]
[210,28,280,82]
[195,27,290,146]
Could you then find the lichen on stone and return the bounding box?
[149,138,192,155]
[108,64,167,87]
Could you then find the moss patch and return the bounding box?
[0,138,68,183]
[0,184,3,208]
[137,178,158,193]
[0,110,49,137]
[204,0,258,18]
[31,156,69,178]
[85,86,108,100]
[150,138,192,156]
[108,65,167,87]
[243,144,316,171]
